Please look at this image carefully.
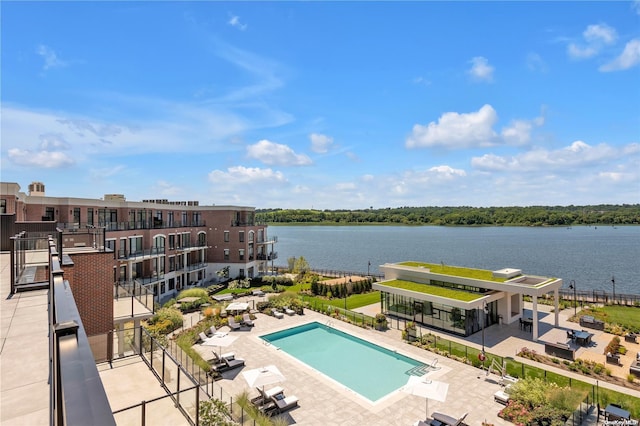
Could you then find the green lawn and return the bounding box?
[378,279,483,302]
[303,291,381,310]
[586,305,640,332]
[399,262,507,282]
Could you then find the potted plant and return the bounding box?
[374,313,387,331]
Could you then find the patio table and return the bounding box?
[574,330,593,346]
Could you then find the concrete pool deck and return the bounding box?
[206,308,513,426]
[193,296,639,426]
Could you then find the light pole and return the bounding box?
[611,276,616,304]
[568,280,576,317]
[367,260,371,277]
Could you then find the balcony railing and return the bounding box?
[111,220,207,231]
[256,252,278,261]
[48,237,115,425]
[114,280,155,317]
[134,273,165,285]
[118,247,165,260]
[185,262,206,272]
[257,235,277,244]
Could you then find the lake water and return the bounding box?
[268,225,640,294]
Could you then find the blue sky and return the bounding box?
[2,2,639,209]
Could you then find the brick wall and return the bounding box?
[63,251,115,336]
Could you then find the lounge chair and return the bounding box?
[242,313,255,327]
[284,307,296,316]
[228,316,242,330]
[431,411,468,426]
[198,332,209,343]
[207,325,226,337]
[211,350,235,363]
[271,308,284,319]
[251,386,284,406]
[212,355,245,372]
[413,421,430,426]
[270,393,299,413]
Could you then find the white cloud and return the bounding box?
[246,140,312,166]
[8,148,75,168]
[583,24,617,44]
[599,39,640,71]
[467,56,494,82]
[567,23,617,60]
[152,180,183,196]
[335,182,357,191]
[228,14,247,31]
[406,104,498,149]
[36,45,68,70]
[471,140,626,172]
[428,165,467,179]
[526,52,548,73]
[208,165,286,184]
[310,133,334,153]
[501,112,545,146]
[634,0,640,15]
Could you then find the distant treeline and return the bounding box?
[256,205,640,226]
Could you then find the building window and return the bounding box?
[181,211,187,225]
[130,236,143,255]
[44,207,55,221]
[249,231,254,242]
[181,232,190,248]
[168,278,175,291]
[224,231,229,242]
[198,233,206,247]
[169,256,175,272]
[239,231,245,243]
[105,239,116,253]
[239,268,245,278]
[160,283,166,294]
[168,211,174,227]
[169,234,175,250]
[73,208,81,224]
[87,208,94,225]
[119,239,126,258]
[224,249,230,261]
[239,249,245,261]
[193,211,201,226]
[0,199,5,214]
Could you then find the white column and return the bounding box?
[532,296,539,341]
[553,289,559,326]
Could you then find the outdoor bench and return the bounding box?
[579,315,605,331]
[606,353,621,365]
[544,342,575,361]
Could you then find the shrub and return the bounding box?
[178,288,208,299]
[146,307,183,334]
[199,398,238,426]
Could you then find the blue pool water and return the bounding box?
[261,322,425,402]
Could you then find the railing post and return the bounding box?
[141,400,146,426]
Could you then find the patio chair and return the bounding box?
[212,355,245,372]
[207,325,226,337]
[228,316,242,330]
[198,332,209,343]
[270,393,299,413]
[211,350,235,363]
[284,307,296,316]
[251,386,284,405]
[271,308,284,319]
[431,411,468,426]
[242,313,255,327]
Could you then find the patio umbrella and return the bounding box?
[201,333,238,358]
[242,365,286,396]
[403,375,449,420]
[226,302,250,314]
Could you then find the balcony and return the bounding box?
[133,273,165,286]
[256,252,278,261]
[257,235,278,244]
[118,247,165,260]
[100,220,206,231]
[184,262,206,272]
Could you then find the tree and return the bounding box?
[293,256,310,274]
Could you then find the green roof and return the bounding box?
[379,279,484,302]
[398,262,508,283]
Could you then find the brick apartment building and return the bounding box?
[1,181,277,307]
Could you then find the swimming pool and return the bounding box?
[260,322,425,402]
